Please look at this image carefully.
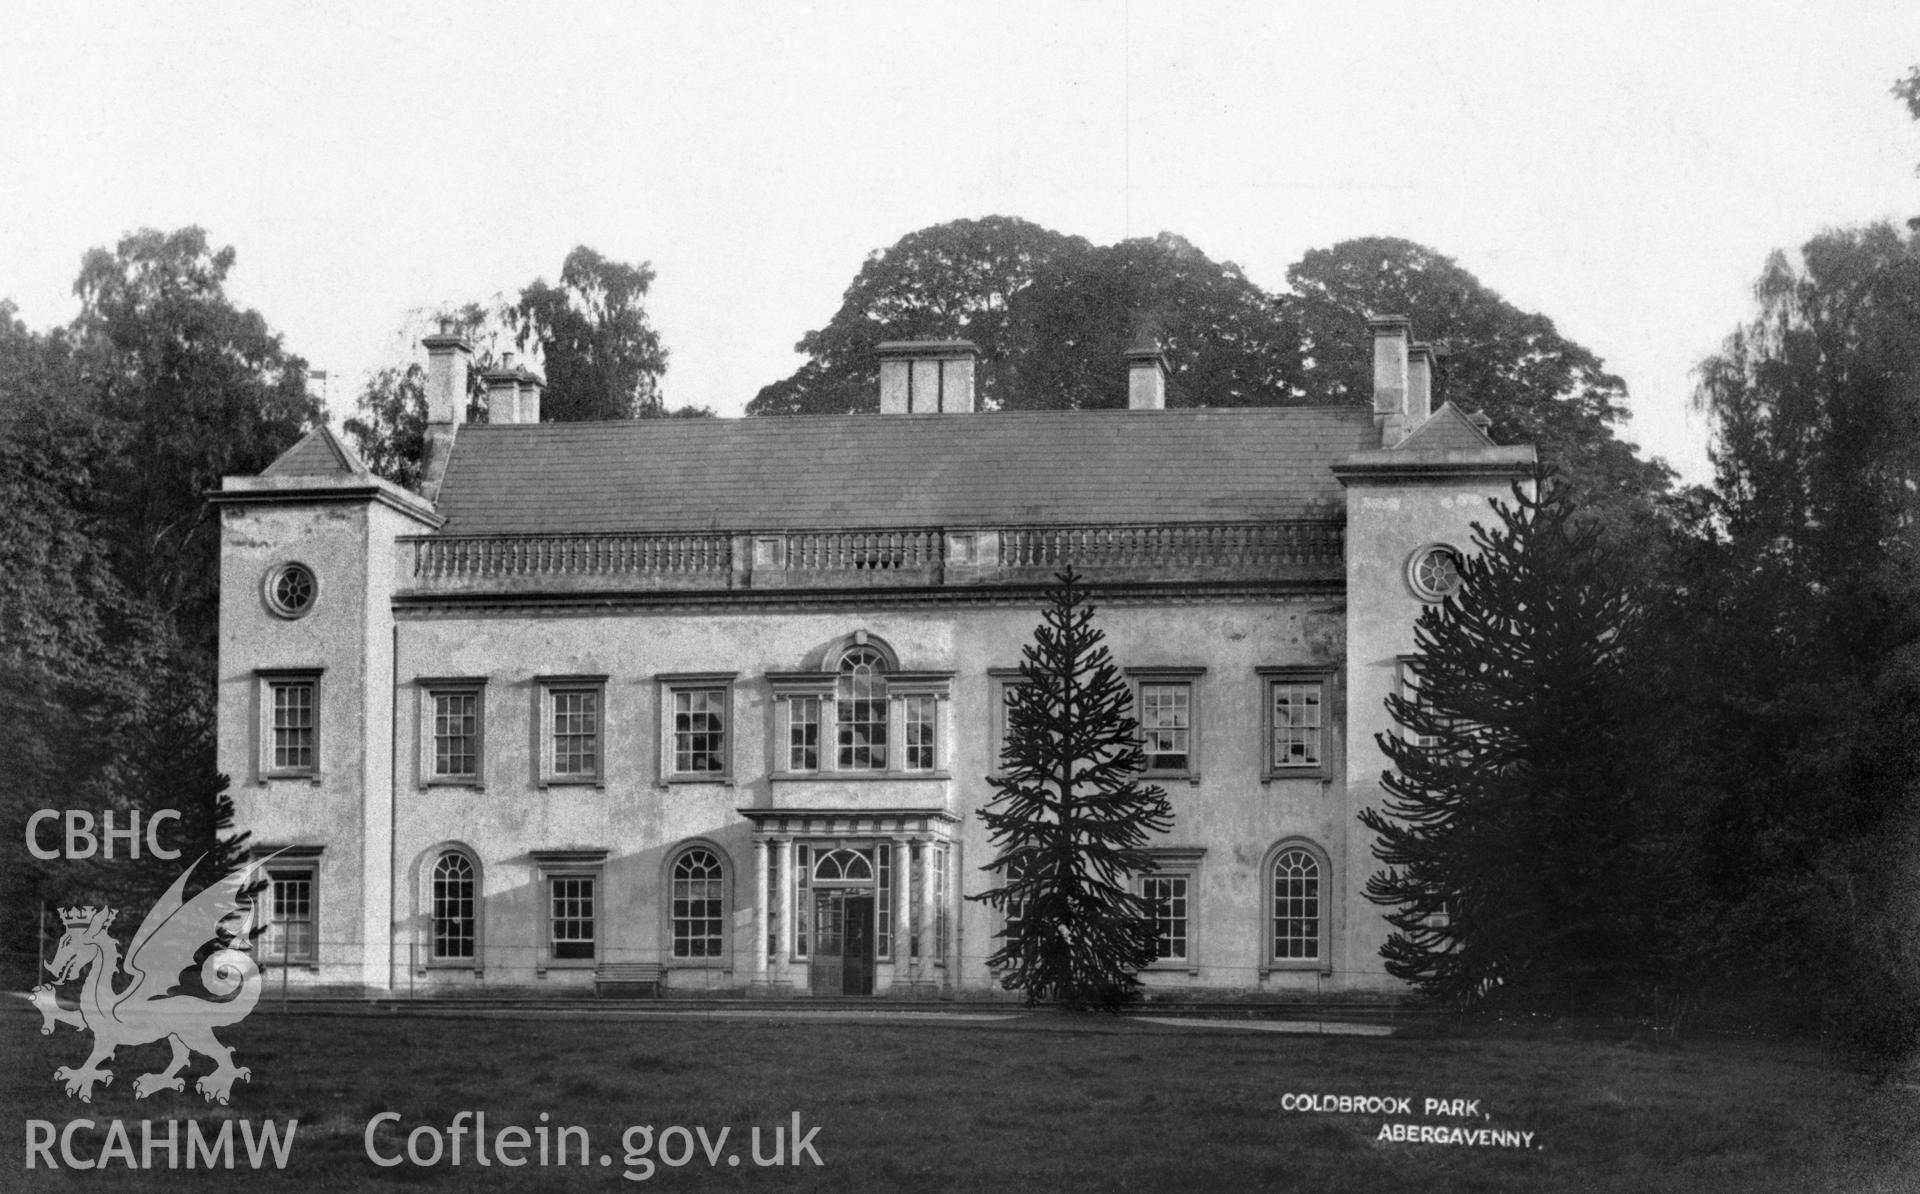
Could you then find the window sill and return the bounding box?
[668,959,730,970]
[1142,770,1199,784]
[1261,960,1331,975]
[1261,769,1330,784]
[660,774,734,787]
[538,779,606,790]
[539,959,599,971]
[261,773,322,787]
[770,771,949,783]
[424,779,484,790]
[1144,960,1198,975]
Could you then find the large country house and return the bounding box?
[213,319,1532,997]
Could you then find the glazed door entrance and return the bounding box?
[809,890,876,996]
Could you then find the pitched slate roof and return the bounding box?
[261,425,369,478]
[1396,402,1496,452]
[432,407,1376,536]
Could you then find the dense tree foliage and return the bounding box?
[513,245,670,422]
[748,218,1301,414]
[971,570,1174,1011]
[1363,469,1656,1012]
[1671,222,1920,1062]
[1285,237,1675,539]
[0,229,307,984]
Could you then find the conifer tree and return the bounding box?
[971,569,1173,1011]
[1360,468,1649,1013]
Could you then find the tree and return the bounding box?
[69,227,318,655]
[1285,237,1674,544]
[513,246,670,421]
[747,219,1301,415]
[1682,222,1920,1063]
[1361,468,1652,1013]
[749,216,1085,415]
[971,569,1173,1011]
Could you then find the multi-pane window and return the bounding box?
[999,854,1029,950]
[794,845,811,958]
[902,694,936,771]
[552,691,598,776]
[766,849,782,960]
[671,848,725,959]
[788,695,821,771]
[908,843,922,959]
[836,648,888,770]
[549,876,595,960]
[270,681,315,773]
[433,691,479,779]
[1142,875,1189,962]
[1398,659,1442,750]
[1272,847,1321,961]
[876,846,893,959]
[263,869,315,963]
[933,843,949,962]
[1139,683,1191,772]
[672,689,726,774]
[1270,683,1323,770]
[432,853,476,960]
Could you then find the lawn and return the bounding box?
[3,1001,1914,1192]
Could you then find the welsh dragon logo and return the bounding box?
[30,854,270,1105]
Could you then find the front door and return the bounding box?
[808,889,876,996]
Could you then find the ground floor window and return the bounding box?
[262,867,316,963]
[671,847,726,959]
[1141,874,1190,962]
[432,852,476,960]
[550,875,596,961]
[1271,845,1323,962]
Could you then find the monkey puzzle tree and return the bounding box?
[1360,468,1656,1014]
[971,568,1173,1011]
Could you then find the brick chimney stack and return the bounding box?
[877,341,978,413]
[1125,342,1168,410]
[420,322,473,500]
[1369,315,1411,447]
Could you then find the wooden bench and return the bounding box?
[594,962,666,999]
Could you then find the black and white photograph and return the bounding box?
[3,3,1917,1189]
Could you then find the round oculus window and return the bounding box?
[264,562,318,619]
[1407,544,1464,602]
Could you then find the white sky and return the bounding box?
[3,2,1917,484]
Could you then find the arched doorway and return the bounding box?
[809,847,876,996]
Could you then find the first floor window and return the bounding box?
[552,691,599,777]
[1138,682,1191,772]
[1272,847,1322,961]
[671,847,726,959]
[550,875,596,960]
[1141,875,1189,962]
[433,691,480,779]
[263,868,316,963]
[270,680,316,773]
[1268,679,1324,772]
[902,695,936,771]
[672,689,727,775]
[836,648,888,770]
[788,695,821,771]
[432,853,476,960]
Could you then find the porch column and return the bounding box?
[917,838,939,986]
[892,840,911,984]
[776,839,795,973]
[752,839,770,990]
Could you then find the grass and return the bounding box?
[3,1001,1915,1191]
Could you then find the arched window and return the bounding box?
[671,847,726,959]
[432,852,476,960]
[1269,843,1326,964]
[837,648,888,771]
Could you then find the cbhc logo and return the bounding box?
[25,809,181,860]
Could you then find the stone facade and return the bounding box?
[213,324,1532,997]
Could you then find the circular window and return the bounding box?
[263,562,318,619]
[1406,544,1464,602]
